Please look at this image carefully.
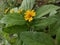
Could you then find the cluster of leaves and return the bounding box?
[0,0,60,45]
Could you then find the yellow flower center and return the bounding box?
[24,10,36,22]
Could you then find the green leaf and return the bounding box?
[56,28,60,45]
[33,16,57,31]
[15,39,22,45]
[49,10,57,16]
[3,25,28,34]
[20,32,54,45]
[19,0,35,10]
[48,11,60,35]
[0,13,26,27]
[48,0,56,3]
[49,21,60,36]
[36,4,60,18]
[48,0,60,3]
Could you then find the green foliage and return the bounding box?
[56,28,60,45]
[33,16,57,31]
[36,4,60,18]
[19,0,35,10]
[0,13,26,27]
[48,11,60,35]
[20,32,54,45]
[0,0,60,45]
[48,0,60,3]
[3,25,28,34]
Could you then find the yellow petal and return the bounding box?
[4,8,9,14]
[25,17,29,21]
[29,17,33,22]
[31,10,36,16]
[10,9,14,13]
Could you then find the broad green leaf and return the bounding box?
[33,16,57,31]
[3,25,28,34]
[0,13,26,27]
[36,4,60,18]
[19,0,35,10]
[56,28,60,45]
[49,21,60,36]
[48,11,60,35]
[20,32,54,45]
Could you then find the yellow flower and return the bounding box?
[10,9,14,13]
[17,9,23,14]
[24,10,36,22]
[4,8,9,14]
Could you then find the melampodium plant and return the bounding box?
[0,0,60,45]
